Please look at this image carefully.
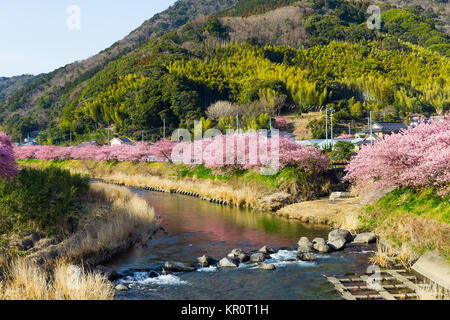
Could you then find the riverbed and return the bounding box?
[107,187,375,300]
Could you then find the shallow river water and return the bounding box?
[107,187,375,300]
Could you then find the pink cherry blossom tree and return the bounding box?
[345,115,450,196]
[0,132,18,179]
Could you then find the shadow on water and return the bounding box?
[107,188,375,300]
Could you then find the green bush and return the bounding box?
[0,167,89,235]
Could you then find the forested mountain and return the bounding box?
[1,0,449,144]
[0,75,40,100]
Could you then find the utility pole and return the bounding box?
[325,107,328,146]
[330,108,335,148]
[236,112,240,133]
[348,122,351,135]
[163,119,166,139]
[370,110,374,145]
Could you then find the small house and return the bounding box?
[363,122,408,139]
[111,137,135,146]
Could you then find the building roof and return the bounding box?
[363,122,407,133]
[112,137,134,143]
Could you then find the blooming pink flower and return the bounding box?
[344,115,450,196]
[0,132,18,179]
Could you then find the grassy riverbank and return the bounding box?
[279,187,450,265]
[18,159,331,209]
[0,167,159,300]
[362,187,449,262]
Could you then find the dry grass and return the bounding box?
[100,173,259,208]
[62,182,158,260]
[276,197,364,230]
[0,258,114,300]
[416,280,450,300]
[369,242,395,268]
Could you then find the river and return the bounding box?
[107,187,375,300]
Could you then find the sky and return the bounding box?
[0,0,177,77]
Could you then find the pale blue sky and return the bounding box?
[0,0,177,77]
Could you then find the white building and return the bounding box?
[111,137,135,146]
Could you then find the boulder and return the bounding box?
[297,237,314,252]
[115,284,129,291]
[237,253,250,263]
[231,248,244,256]
[353,232,377,244]
[328,229,353,244]
[164,261,197,272]
[312,238,331,253]
[258,264,276,270]
[327,238,346,251]
[250,252,265,263]
[149,271,159,278]
[197,255,216,268]
[95,265,119,281]
[217,257,239,268]
[259,246,276,255]
[297,252,317,262]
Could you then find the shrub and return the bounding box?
[0,167,89,235]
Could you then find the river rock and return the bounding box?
[95,265,119,281]
[250,252,265,263]
[197,255,216,268]
[297,237,314,252]
[115,284,129,291]
[231,248,244,256]
[297,252,317,262]
[164,261,197,272]
[149,271,159,278]
[328,229,353,243]
[353,232,377,244]
[327,238,346,251]
[259,246,276,255]
[258,263,276,270]
[312,238,331,253]
[237,253,250,263]
[217,257,239,268]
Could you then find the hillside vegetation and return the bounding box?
[0,0,449,143]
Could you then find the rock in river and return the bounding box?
[312,238,331,253]
[95,265,119,281]
[328,229,353,243]
[217,257,239,268]
[197,255,216,268]
[259,246,276,255]
[297,237,314,253]
[258,264,276,270]
[237,253,250,263]
[164,261,197,272]
[297,252,317,262]
[115,284,129,291]
[231,248,244,256]
[327,238,346,251]
[353,232,377,244]
[250,252,265,263]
